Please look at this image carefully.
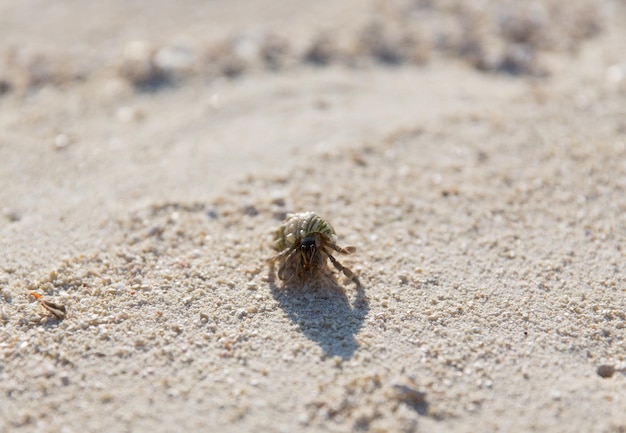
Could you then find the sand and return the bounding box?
[1,1,626,432]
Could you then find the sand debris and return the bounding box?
[30,292,67,321]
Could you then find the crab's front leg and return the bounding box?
[275,248,298,281]
[269,246,294,264]
[324,249,360,286]
[326,241,356,255]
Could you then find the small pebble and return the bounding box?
[606,64,624,83]
[3,209,21,222]
[1,307,10,323]
[53,133,70,149]
[393,384,427,405]
[116,106,143,123]
[134,338,147,347]
[597,364,615,378]
[154,45,195,73]
[111,283,126,293]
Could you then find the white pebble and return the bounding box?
[54,133,70,149]
[1,307,9,322]
[154,45,195,72]
[607,64,625,83]
[116,106,142,123]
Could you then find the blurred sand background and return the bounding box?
[1,0,626,432]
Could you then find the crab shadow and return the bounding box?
[269,268,369,360]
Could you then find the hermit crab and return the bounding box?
[269,211,359,285]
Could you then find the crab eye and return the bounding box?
[301,238,316,249]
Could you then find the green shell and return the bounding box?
[273,212,336,251]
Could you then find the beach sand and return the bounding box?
[1,1,626,431]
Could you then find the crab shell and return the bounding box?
[272,211,337,252]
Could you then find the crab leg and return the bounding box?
[323,249,360,285]
[325,242,356,255]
